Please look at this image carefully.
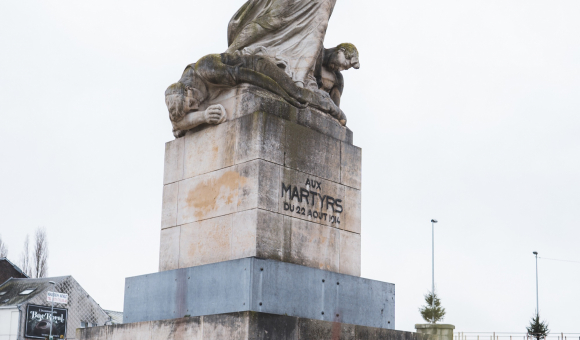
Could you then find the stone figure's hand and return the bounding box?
[204,104,227,125]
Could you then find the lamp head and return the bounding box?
[533,251,538,255]
[431,219,438,223]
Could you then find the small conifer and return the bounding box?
[526,313,549,340]
[419,291,446,324]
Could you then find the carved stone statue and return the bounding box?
[227,0,338,89]
[166,52,346,137]
[165,0,361,137]
[315,43,360,107]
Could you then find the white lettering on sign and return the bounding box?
[47,291,68,304]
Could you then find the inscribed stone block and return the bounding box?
[161,182,179,229]
[339,230,361,276]
[284,122,341,183]
[341,142,362,189]
[179,215,233,267]
[164,137,184,185]
[279,168,345,229]
[159,227,180,272]
[183,120,236,179]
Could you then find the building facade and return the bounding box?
[0,276,117,340]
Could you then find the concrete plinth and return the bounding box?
[415,324,455,340]
[124,258,395,330]
[160,95,362,276]
[79,312,430,340]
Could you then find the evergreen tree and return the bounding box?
[527,313,549,340]
[419,291,446,324]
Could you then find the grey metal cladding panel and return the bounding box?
[183,259,252,316]
[122,258,395,329]
[250,258,395,329]
[123,270,178,323]
[337,277,395,329]
[123,258,252,323]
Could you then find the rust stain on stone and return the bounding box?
[186,170,247,220]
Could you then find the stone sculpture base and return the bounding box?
[78,312,430,340]
[160,87,362,277]
[123,258,394,329]
[415,324,455,340]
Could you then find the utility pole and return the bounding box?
[533,251,539,315]
[431,219,438,310]
[48,281,55,340]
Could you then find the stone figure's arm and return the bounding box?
[172,105,227,132]
[330,71,344,107]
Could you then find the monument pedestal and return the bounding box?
[160,85,362,277]
[78,312,430,340]
[78,91,424,340]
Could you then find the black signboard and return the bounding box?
[25,304,68,339]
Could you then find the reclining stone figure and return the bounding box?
[315,43,360,108]
[165,52,347,138]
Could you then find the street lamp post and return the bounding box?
[431,219,438,310]
[48,281,55,340]
[533,251,539,315]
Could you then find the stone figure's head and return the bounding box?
[326,43,360,72]
[165,82,189,122]
[165,81,206,123]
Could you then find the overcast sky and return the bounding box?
[1,0,579,333]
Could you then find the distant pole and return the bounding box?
[48,281,56,340]
[431,219,438,311]
[533,251,539,315]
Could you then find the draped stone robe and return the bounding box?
[227,0,337,90]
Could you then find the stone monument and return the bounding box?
[78,1,431,339]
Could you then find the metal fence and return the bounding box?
[455,333,580,340]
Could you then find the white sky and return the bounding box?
[1,0,579,333]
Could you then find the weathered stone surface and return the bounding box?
[237,160,279,213]
[166,209,357,274]
[284,122,341,183]
[175,160,278,226]
[164,137,185,185]
[203,313,249,340]
[341,142,362,189]
[282,216,340,272]
[179,214,234,268]
[79,312,428,340]
[159,227,180,271]
[150,318,202,340]
[194,86,353,143]
[235,112,285,165]
[339,230,361,277]
[184,120,236,179]
[176,167,244,225]
[344,186,362,234]
[415,324,455,340]
[299,317,355,340]
[161,182,179,229]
